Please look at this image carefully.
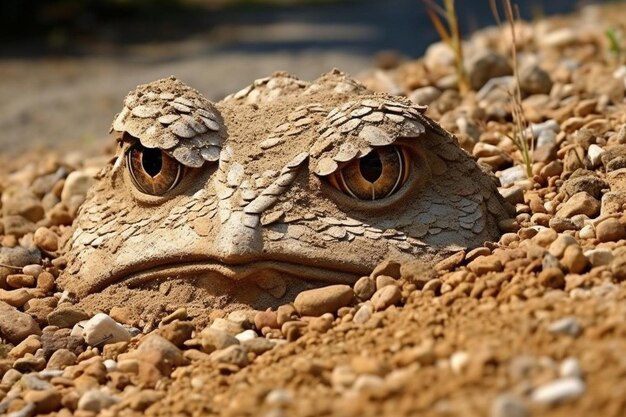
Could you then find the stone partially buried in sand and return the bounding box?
[294,285,354,316]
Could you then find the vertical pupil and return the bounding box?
[359,151,383,183]
[141,148,163,177]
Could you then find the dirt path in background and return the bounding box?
[0,51,370,156]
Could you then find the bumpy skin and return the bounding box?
[60,71,510,302]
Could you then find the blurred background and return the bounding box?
[0,0,616,154]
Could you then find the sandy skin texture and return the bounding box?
[1,3,626,417]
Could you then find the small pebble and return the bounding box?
[77,389,120,412]
[547,317,582,337]
[293,285,354,316]
[559,357,583,379]
[83,313,131,346]
[353,303,373,324]
[531,377,585,405]
[596,217,626,242]
[235,329,258,343]
[210,345,249,368]
[265,389,293,406]
[353,276,376,301]
[450,351,470,374]
[371,285,402,311]
[22,264,43,277]
[199,328,240,353]
[33,227,59,252]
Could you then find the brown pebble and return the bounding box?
[435,251,465,272]
[353,276,376,301]
[465,247,491,262]
[467,255,503,275]
[276,304,298,326]
[23,388,62,413]
[254,310,279,330]
[157,320,194,348]
[47,306,90,328]
[0,288,35,307]
[36,272,56,293]
[6,274,36,288]
[102,341,130,360]
[370,259,402,279]
[33,227,59,252]
[375,275,398,291]
[309,313,334,333]
[210,345,249,368]
[533,228,558,246]
[282,321,307,342]
[294,285,354,316]
[47,349,77,369]
[371,285,402,311]
[556,192,600,218]
[596,217,626,242]
[0,300,41,344]
[9,334,41,359]
[561,245,588,274]
[538,267,566,289]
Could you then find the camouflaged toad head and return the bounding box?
[59,71,510,306]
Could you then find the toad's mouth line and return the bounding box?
[91,257,367,293]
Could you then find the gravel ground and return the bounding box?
[2,2,626,417]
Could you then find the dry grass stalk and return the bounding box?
[424,0,469,96]
[490,0,533,179]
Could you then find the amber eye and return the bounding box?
[127,144,183,195]
[328,146,410,200]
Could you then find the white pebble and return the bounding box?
[528,119,559,139]
[531,377,585,405]
[103,359,118,372]
[22,264,43,277]
[559,358,583,379]
[265,389,293,406]
[77,389,120,412]
[547,317,581,337]
[499,166,527,187]
[450,351,470,374]
[235,329,258,343]
[82,313,131,346]
[190,376,206,389]
[587,144,605,167]
[578,225,595,240]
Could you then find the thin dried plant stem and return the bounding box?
[444,0,469,96]
[0,262,22,270]
[424,0,469,95]
[492,0,534,179]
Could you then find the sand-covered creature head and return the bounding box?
[59,71,510,311]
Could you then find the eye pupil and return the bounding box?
[359,152,383,183]
[142,148,163,177]
[127,143,183,196]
